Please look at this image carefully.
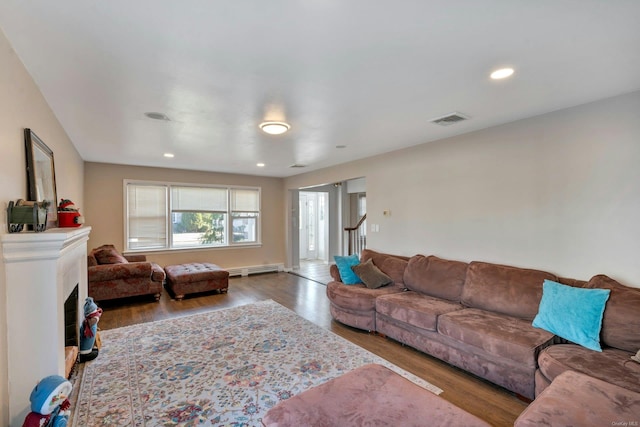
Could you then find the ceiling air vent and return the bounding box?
[289,163,306,168]
[429,112,470,126]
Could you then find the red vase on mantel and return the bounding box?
[57,198,84,227]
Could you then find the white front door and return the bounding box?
[299,191,328,261]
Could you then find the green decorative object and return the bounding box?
[7,200,48,232]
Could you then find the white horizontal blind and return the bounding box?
[231,188,260,213]
[126,182,261,250]
[127,184,167,249]
[172,186,227,212]
[230,188,260,243]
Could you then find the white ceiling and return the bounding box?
[2,1,640,178]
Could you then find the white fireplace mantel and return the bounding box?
[1,226,91,426]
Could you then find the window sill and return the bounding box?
[124,243,263,256]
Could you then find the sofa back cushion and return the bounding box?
[557,277,588,289]
[404,255,468,301]
[351,259,393,289]
[587,274,640,352]
[361,249,409,285]
[93,246,129,265]
[87,254,98,267]
[461,261,557,320]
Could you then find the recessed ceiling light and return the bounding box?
[163,153,174,158]
[145,112,170,121]
[259,121,290,135]
[490,68,515,80]
[257,163,265,167]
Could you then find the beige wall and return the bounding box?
[84,162,285,269]
[0,29,84,425]
[285,91,640,288]
[2,17,639,424]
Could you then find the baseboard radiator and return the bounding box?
[227,263,285,277]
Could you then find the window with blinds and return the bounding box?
[125,181,260,251]
[126,184,168,249]
[231,188,260,243]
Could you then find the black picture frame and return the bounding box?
[25,128,58,228]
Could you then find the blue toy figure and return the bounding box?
[22,375,72,427]
[79,297,102,362]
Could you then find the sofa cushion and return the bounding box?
[326,281,404,312]
[532,280,610,352]
[438,308,555,367]
[379,257,409,285]
[361,249,410,265]
[537,344,640,393]
[557,276,588,288]
[404,255,468,301]
[376,292,464,332]
[124,254,147,262]
[87,254,98,267]
[361,249,409,286]
[586,274,640,353]
[93,247,128,265]
[516,370,640,427]
[334,254,362,285]
[351,259,393,289]
[461,262,557,320]
[88,262,152,282]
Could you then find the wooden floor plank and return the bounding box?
[96,272,527,426]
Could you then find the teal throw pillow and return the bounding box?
[532,279,610,352]
[334,254,362,285]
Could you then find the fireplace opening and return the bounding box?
[63,284,79,378]
[64,284,79,347]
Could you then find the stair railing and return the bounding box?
[345,213,366,255]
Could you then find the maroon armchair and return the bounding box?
[87,244,165,302]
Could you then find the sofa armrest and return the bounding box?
[124,254,147,262]
[88,262,153,282]
[330,264,343,282]
[150,263,166,282]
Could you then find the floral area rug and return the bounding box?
[73,299,441,426]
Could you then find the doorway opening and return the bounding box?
[287,178,364,284]
[299,191,329,264]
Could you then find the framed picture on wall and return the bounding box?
[25,128,58,228]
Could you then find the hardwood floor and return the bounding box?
[97,272,527,426]
[290,258,333,284]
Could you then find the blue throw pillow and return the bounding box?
[532,280,610,352]
[333,254,362,285]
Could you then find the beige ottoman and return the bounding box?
[262,363,490,427]
[164,262,229,300]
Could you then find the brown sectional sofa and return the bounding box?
[327,249,640,404]
[88,244,165,302]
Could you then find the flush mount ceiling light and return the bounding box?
[259,121,290,135]
[490,67,515,80]
[163,153,174,158]
[145,112,170,121]
[256,163,265,167]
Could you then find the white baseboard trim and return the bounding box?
[227,263,285,277]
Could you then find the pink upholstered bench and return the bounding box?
[262,363,490,427]
[164,262,229,300]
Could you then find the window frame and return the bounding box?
[124,180,261,253]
